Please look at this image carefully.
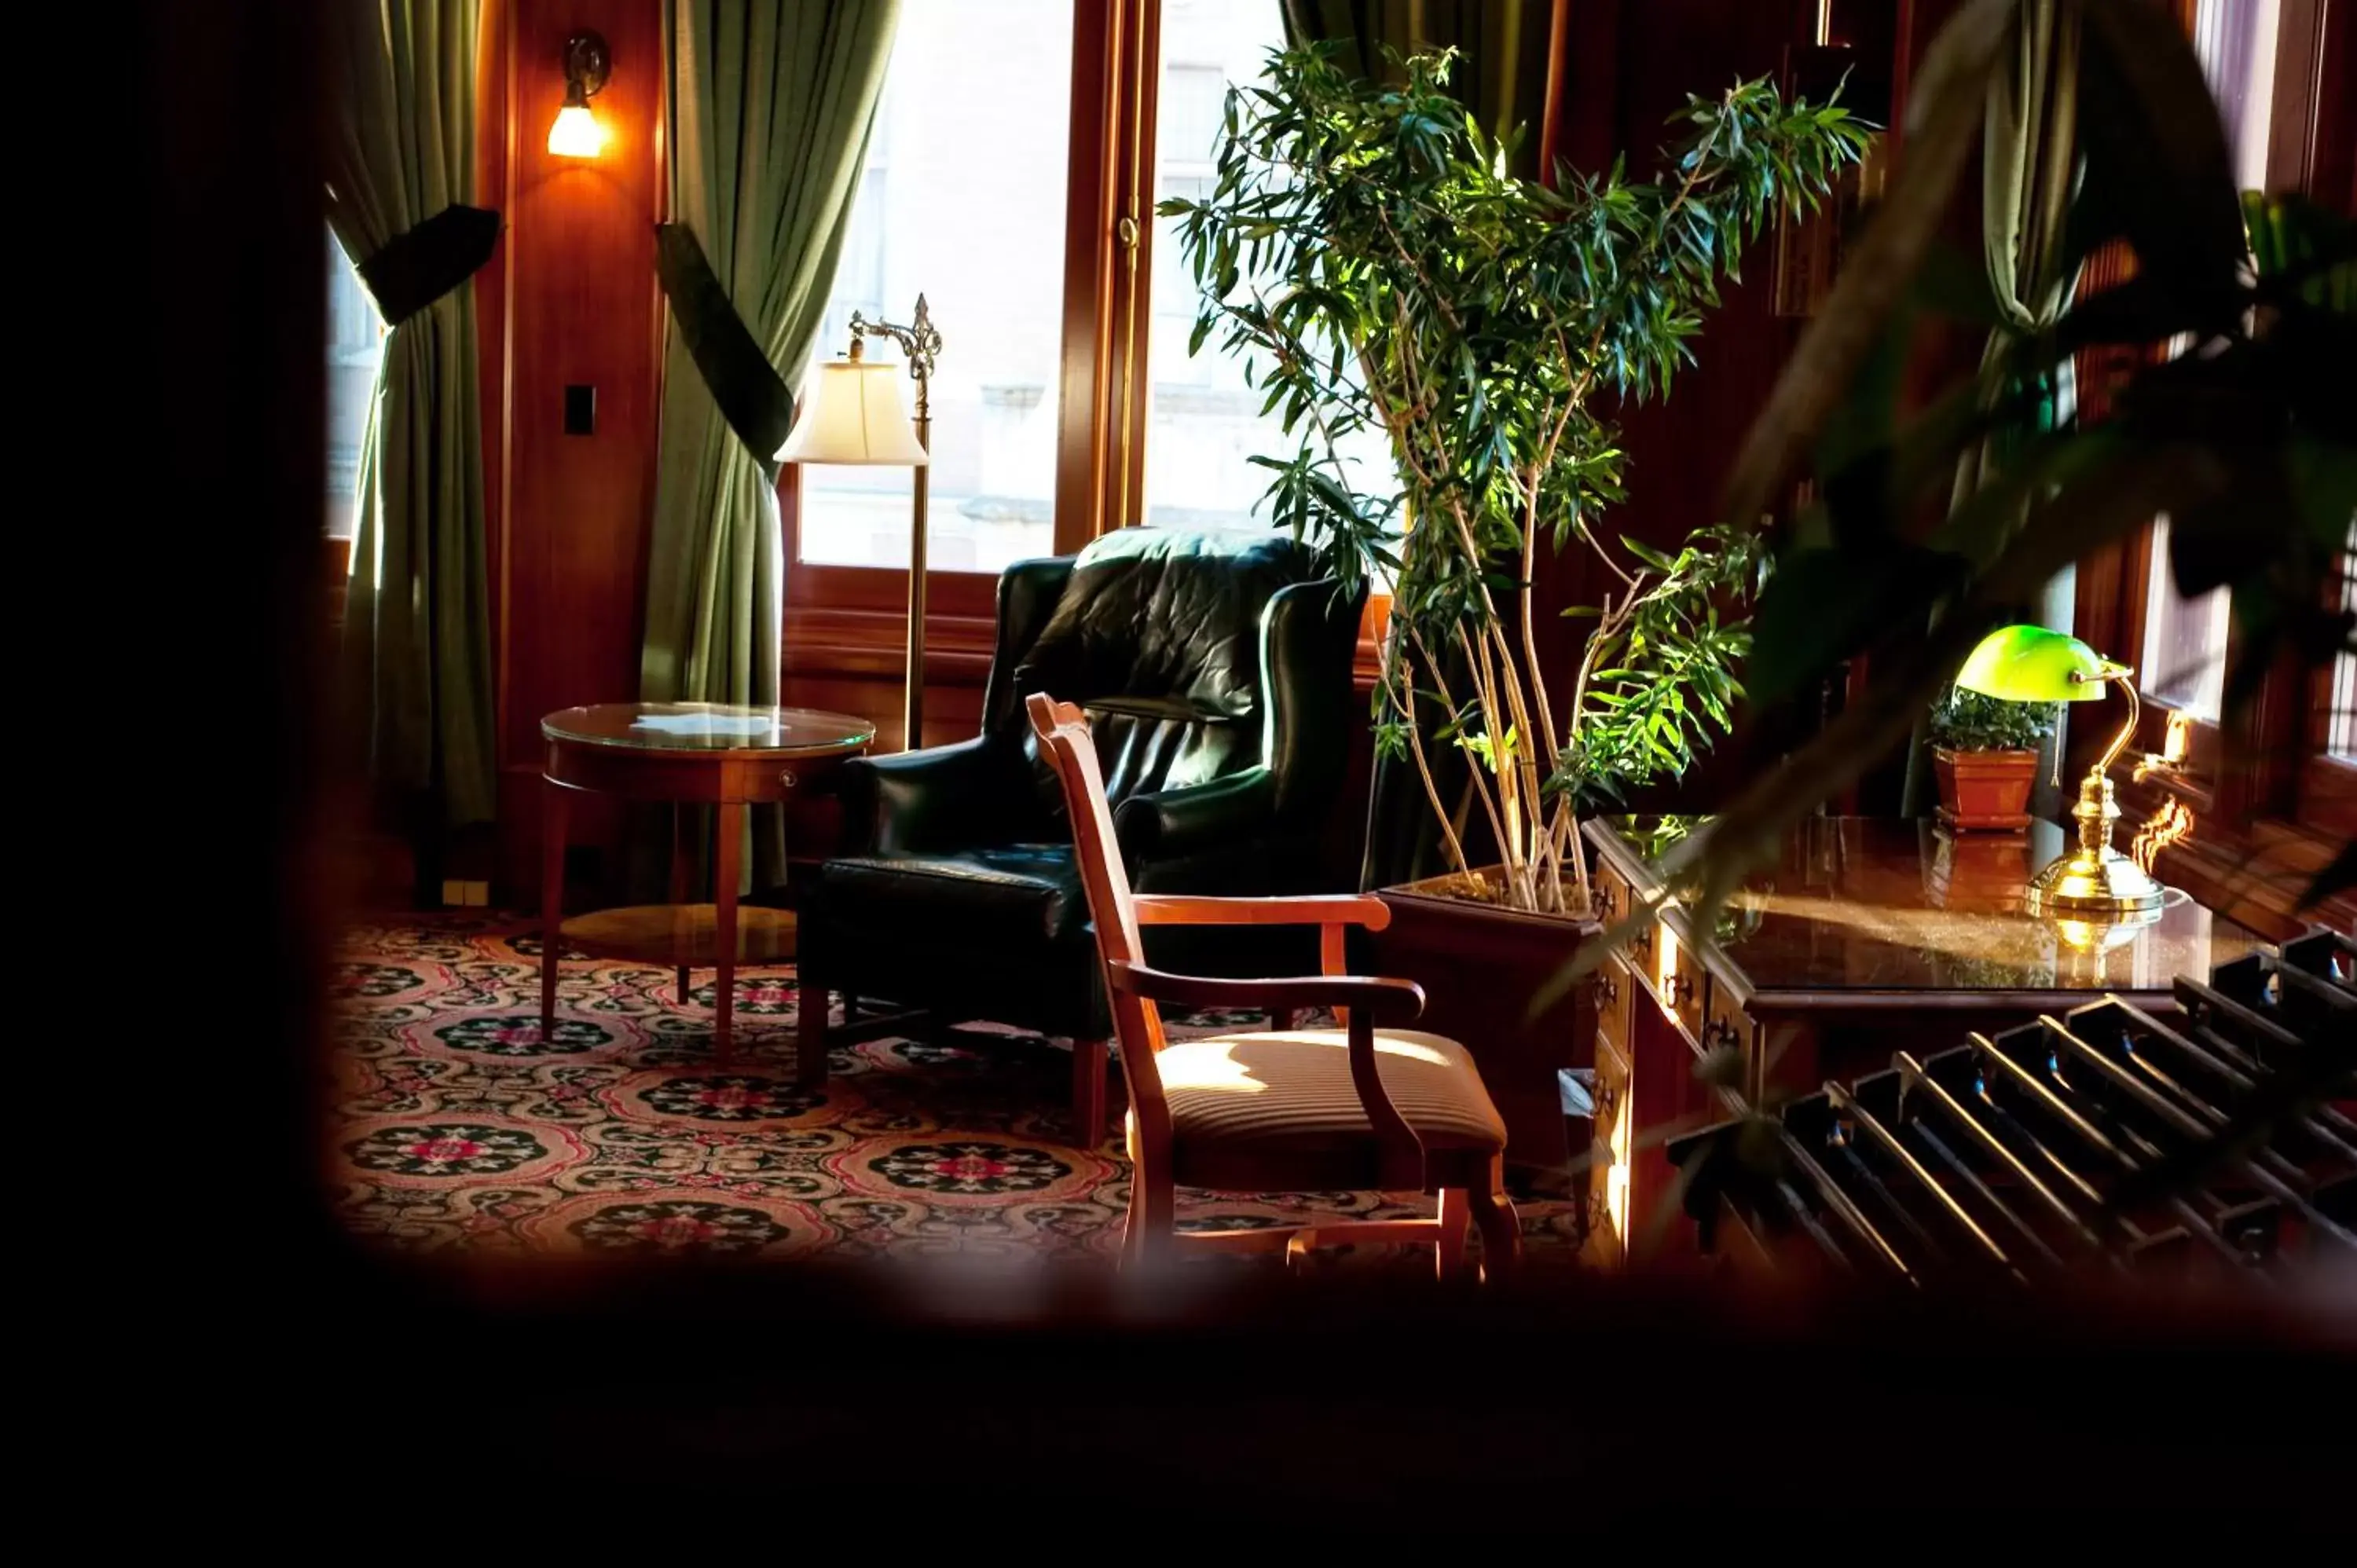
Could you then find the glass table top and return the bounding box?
[1599,815,2269,996]
[541,702,876,756]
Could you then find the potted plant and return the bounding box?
[1160,43,1871,1161]
[1927,686,2057,832]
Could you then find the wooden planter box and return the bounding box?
[1934,746,2038,832]
[1371,868,1600,1172]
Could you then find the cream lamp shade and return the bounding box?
[775,354,929,467]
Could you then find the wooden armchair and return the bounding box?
[1027,694,1519,1278]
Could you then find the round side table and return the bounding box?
[540,702,875,1061]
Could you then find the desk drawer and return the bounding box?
[1703,981,1758,1101]
[1593,951,1635,1058]
[1653,922,1705,1044]
[1593,857,1634,927]
[1589,1030,1633,1267]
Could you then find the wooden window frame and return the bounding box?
[780,0,1395,698]
[2066,0,2353,935]
[782,2,1136,675]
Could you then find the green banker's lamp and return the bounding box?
[1954,625,2167,922]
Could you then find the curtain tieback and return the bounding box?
[354,204,502,327]
[654,222,795,480]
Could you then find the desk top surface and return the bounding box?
[1592,815,2268,1000]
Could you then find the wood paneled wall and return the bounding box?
[484,0,667,900]
[1541,0,1829,805]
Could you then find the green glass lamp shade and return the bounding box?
[1954,625,2123,703]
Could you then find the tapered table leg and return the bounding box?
[540,779,569,1041]
[713,800,742,1064]
[670,804,693,1002]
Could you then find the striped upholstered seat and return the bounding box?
[1142,1029,1508,1192]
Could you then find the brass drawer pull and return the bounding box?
[1703,1018,1743,1053]
[1595,973,1618,1007]
[1668,973,1698,1006]
[779,768,798,789]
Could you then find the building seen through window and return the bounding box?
[1140,0,1394,537]
[797,0,1073,573]
[326,232,385,539]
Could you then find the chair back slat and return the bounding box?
[1026,695,1171,1075]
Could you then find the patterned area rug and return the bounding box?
[330,916,1586,1269]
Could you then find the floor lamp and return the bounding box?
[776,295,941,750]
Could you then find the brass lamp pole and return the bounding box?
[850,296,943,749]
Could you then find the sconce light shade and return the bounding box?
[1954,624,2123,703]
[547,102,607,158]
[548,31,611,159]
[777,353,929,467]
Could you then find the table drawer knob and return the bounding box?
[778,768,798,789]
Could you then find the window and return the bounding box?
[1138,0,1394,537]
[2079,0,2355,909]
[2133,0,2299,717]
[786,0,1397,643]
[795,0,1073,574]
[2140,514,2233,717]
[326,231,384,538]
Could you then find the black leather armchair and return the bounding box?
[797,529,1365,1147]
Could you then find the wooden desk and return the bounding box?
[1578,815,2269,1265]
[539,702,874,1063]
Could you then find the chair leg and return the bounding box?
[1071,1037,1109,1151]
[1123,1164,1175,1270]
[795,973,830,1088]
[1435,1187,1472,1280]
[1467,1155,1520,1281]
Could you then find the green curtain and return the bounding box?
[642,0,899,893]
[1905,0,2084,817]
[326,0,497,829]
[1282,0,1555,178]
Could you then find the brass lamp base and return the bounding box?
[2025,767,2168,924]
[2024,844,2166,921]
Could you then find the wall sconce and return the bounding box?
[547,30,610,159]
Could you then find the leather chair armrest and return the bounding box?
[1113,766,1278,863]
[836,737,1005,855]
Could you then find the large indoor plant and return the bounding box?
[1927,687,2058,831]
[1160,42,1871,1162]
[1160,42,1871,920]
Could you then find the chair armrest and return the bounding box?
[1114,767,1277,863]
[1130,894,1392,930]
[835,737,1003,855]
[1105,959,1424,1024]
[1108,959,1427,1187]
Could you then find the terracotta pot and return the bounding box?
[1933,746,2037,832]
[1371,867,1600,1172]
